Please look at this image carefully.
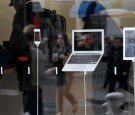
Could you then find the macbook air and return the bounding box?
[62,29,104,72]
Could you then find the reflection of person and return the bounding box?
[0,45,3,51]
[8,0,43,114]
[102,36,113,88]
[106,37,131,93]
[102,36,113,62]
[52,32,78,115]
[8,0,33,90]
[23,24,44,115]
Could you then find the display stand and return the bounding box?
[132,60,135,111]
[0,67,3,74]
[84,71,87,115]
[123,27,135,112]
[36,45,39,115]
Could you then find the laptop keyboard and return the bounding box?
[68,54,101,64]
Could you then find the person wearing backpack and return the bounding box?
[7,0,40,114]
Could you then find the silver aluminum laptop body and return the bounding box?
[62,29,104,72]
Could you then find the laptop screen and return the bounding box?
[123,27,135,60]
[73,30,103,51]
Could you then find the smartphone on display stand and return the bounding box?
[34,29,41,46]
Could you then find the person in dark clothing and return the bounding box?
[0,45,3,51]
[102,36,113,62]
[7,0,33,91]
[7,1,43,115]
[102,36,113,88]
[9,0,33,28]
[106,37,131,93]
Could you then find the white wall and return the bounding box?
[0,1,15,45]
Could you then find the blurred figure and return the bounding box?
[0,45,3,51]
[102,36,113,88]
[102,36,113,62]
[23,24,44,115]
[9,0,33,28]
[106,37,131,93]
[8,0,34,91]
[8,1,35,114]
[52,32,78,115]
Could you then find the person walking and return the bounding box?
[102,36,113,88]
[23,24,44,115]
[52,32,78,115]
[7,1,46,114]
[8,0,34,90]
[106,37,131,93]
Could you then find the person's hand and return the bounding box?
[59,54,66,59]
[52,53,58,61]
[45,68,55,77]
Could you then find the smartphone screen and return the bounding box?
[34,29,41,45]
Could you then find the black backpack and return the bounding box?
[33,4,67,63]
[40,9,66,40]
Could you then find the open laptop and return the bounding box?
[123,27,135,60]
[62,29,104,72]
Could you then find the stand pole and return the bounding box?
[84,71,87,115]
[132,61,135,112]
[36,46,39,115]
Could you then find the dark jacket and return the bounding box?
[106,46,131,78]
[7,2,34,91]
